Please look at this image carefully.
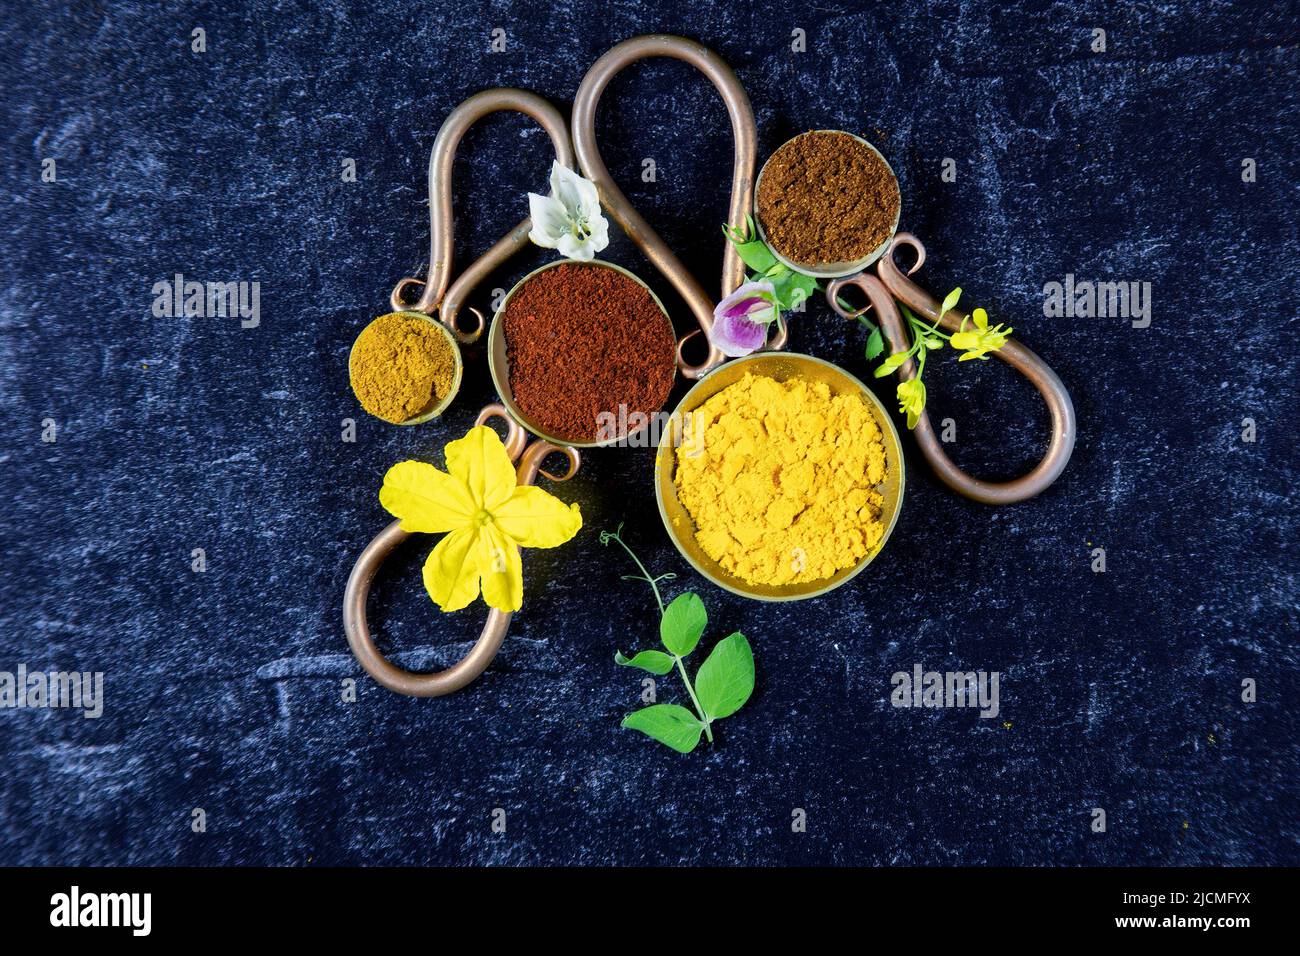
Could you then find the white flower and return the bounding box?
[527,162,609,261]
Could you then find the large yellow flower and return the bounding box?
[379,426,582,613]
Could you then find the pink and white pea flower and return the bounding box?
[708,280,778,357]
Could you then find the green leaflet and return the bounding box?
[769,268,818,314]
[723,215,819,314]
[864,326,885,360]
[694,632,755,720]
[660,592,707,657]
[724,214,779,275]
[614,649,675,675]
[735,238,778,275]
[622,704,705,754]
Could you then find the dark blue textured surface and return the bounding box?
[2,1,1297,866]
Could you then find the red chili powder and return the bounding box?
[501,263,677,443]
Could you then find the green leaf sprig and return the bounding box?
[600,525,755,754]
[723,215,819,313]
[839,286,1012,429]
[724,217,889,345]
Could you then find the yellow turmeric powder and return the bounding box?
[350,312,457,423]
[674,372,888,586]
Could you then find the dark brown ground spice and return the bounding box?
[502,262,676,443]
[756,130,901,266]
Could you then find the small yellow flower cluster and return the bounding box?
[950,307,1012,362]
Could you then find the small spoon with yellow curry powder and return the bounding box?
[349,312,463,425]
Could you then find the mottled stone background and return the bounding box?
[1,1,1296,866]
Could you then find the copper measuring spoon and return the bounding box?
[344,90,581,693]
[826,236,1076,505]
[481,35,793,449]
[390,87,575,343]
[751,129,1074,502]
[343,405,579,696]
[572,34,789,379]
[350,88,574,426]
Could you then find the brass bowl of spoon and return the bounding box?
[753,129,902,280]
[348,311,464,425]
[654,351,905,602]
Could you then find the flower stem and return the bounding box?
[603,528,666,616]
[833,294,879,330]
[901,302,951,341]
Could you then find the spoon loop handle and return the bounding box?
[573,35,786,379]
[828,234,1076,505]
[392,89,575,343]
[343,405,580,696]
